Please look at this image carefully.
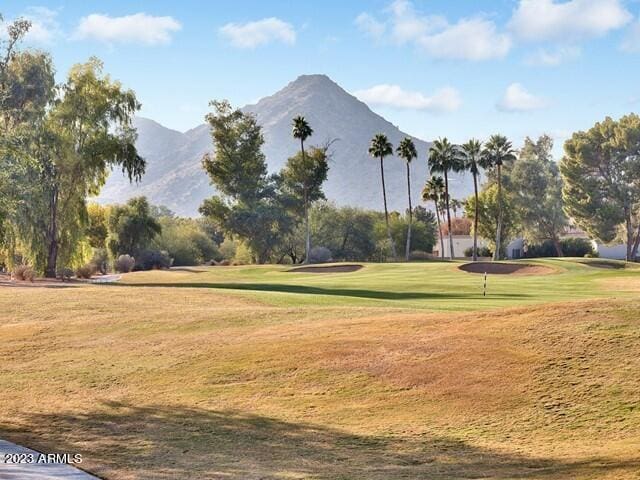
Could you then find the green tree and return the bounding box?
[86,203,109,249]
[368,133,397,260]
[511,135,567,256]
[422,175,446,259]
[200,100,293,263]
[561,114,640,261]
[428,138,462,259]
[396,137,417,261]
[153,216,218,266]
[107,197,161,258]
[480,135,516,260]
[281,145,329,264]
[465,184,519,257]
[461,139,483,261]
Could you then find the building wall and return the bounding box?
[594,242,628,260]
[435,235,488,259]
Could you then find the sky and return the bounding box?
[3,0,640,157]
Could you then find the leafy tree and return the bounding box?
[465,184,519,257]
[461,139,482,261]
[153,216,218,266]
[561,114,640,261]
[422,175,446,258]
[511,135,567,256]
[200,101,294,263]
[428,138,462,259]
[396,137,417,261]
[107,197,161,258]
[86,203,109,249]
[480,135,516,260]
[281,145,329,264]
[368,133,397,259]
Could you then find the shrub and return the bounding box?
[233,243,253,265]
[90,248,109,274]
[76,264,96,279]
[308,246,332,263]
[115,254,135,273]
[12,265,35,282]
[56,267,74,282]
[464,246,493,258]
[525,238,594,258]
[136,249,173,270]
[409,250,431,261]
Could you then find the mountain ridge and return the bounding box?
[97,74,470,216]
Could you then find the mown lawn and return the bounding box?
[0,259,639,479]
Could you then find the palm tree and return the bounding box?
[396,137,417,261]
[480,134,516,260]
[292,116,314,263]
[428,138,462,259]
[423,176,446,259]
[369,133,397,260]
[461,139,482,261]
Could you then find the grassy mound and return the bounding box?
[288,264,363,273]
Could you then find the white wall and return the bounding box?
[594,242,628,260]
[435,235,488,258]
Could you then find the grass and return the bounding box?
[0,258,639,479]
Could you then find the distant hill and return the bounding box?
[98,74,471,216]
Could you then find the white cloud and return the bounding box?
[498,83,548,112]
[0,7,60,45]
[509,0,631,42]
[73,13,181,45]
[354,84,462,112]
[525,45,581,65]
[355,0,511,61]
[219,17,295,48]
[621,20,640,53]
[355,13,386,39]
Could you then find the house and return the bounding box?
[435,235,488,259]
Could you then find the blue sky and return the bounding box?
[3,0,640,157]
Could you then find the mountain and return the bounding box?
[97,74,471,216]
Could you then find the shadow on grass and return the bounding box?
[2,402,638,480]
[116,282,530,301]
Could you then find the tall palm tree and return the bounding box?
[423,175,446,259]
[461,139,482,261]
[480,134,516,261]
[396,137,417,261]
[428,138,462,259]
[369,133,397,260]
[292,116,314,263]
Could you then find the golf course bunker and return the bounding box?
[459,262,555,275]
[578,260,627,269]
[288,264,363,273]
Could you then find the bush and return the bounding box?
[525,238,594,258]
[76,264,96,279]
[464,246,493,258]
[90,248,109,274]
[308,246,332,263]
[12,264,35,282]
[115,254,135,273]
[56,267,74,282]
[409,250,432,261]
[233,242,253,265]
[135,249,172,270]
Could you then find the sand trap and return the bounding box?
[288,264,363,273]
[458,262,554,275]
[578,260,627,269]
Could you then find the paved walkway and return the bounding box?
[0,440,98,479]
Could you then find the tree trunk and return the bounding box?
[630,223,640,261]
[44,185,59,278]
[625,207,633,262]
[405,162,412,261]
[494,164,503,261]
[444,170,454,260]
[380,156,397,260]
[435,201,444,259]
[472,172,479,262]
[303,189,311,264]
[552,237,564,257]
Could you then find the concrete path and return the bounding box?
[0,440,98,479]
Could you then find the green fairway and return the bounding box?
[119,258,640,311]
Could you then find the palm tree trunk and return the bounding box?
[405,162,412,261]
[304,190,311,264]
[494,164,503,261]
[444,170,454,260]
[435,201,444,259]
[380,156,397,260]
[473,172,479,262]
